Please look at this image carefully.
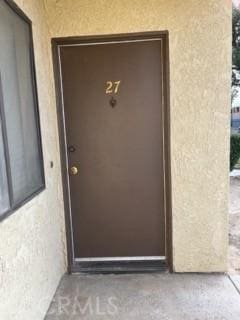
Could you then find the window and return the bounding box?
[0,0,44,220]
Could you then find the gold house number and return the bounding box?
[105,80,121,94]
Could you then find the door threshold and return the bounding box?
[75,256,165,262]
[71,259,168,274]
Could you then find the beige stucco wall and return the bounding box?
[44,0,231,272]
[0,1,66,320]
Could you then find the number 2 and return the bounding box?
[106,81,113,94]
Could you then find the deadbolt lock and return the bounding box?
[70,166,78,176]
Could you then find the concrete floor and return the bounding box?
[45,274,240,320]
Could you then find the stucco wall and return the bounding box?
[0,1,66,320]
[44,0,231,272]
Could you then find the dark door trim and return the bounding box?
[52,31,172,273]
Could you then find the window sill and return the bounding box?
[0,184,45,223]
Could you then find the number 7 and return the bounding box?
[114,81,121,93]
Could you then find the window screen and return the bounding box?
[0,0,44,219]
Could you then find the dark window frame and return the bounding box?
[0,0,45,222]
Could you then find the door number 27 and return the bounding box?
[105,80,121,94]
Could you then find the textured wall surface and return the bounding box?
[0,1,66,320]
[44,0,231,272]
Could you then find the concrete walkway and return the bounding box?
[45,274,240,320]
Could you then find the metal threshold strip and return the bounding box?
[72,256,167,274]
[75,256,166,262]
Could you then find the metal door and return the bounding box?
[56,34,170,271]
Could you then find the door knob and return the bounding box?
[70,166,78,175]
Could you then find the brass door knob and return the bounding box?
[70,166,78,175]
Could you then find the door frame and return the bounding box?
[52,31,172,273]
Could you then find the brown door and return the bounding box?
[59,38,166,260]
